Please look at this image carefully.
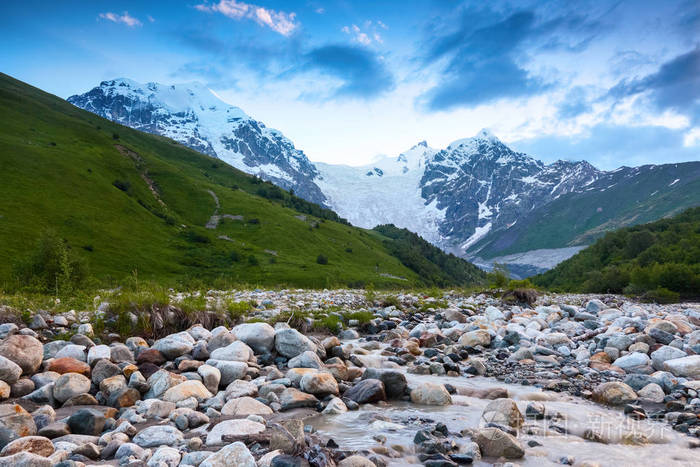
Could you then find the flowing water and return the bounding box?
[308,344,698,466]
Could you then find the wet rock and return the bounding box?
[592,382,638,406]
[275,329,316,358]
[232,323,276,354]
[133,425,183,447]
[270,419,305,454]
[481,398,524,428]
[361,368,407,399]
[0,335,43,374]
[322,397,348,414]
[280,388,319,410]
[474,427,524,459]
[410,382,452,406]
[525,401,546,420]
[344,379,386,404]
[206,420,265,446]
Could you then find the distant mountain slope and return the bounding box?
[0,73,485,289]
[69,79,700,273]
[533,207,700,299]
[67,79,326,205]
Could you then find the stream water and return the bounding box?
[308,343,698,466]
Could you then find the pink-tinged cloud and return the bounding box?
[195,0,298,36]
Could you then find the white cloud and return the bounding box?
[684,128,700,147]
[195,0,298,36]
[98,11,142,27]
[342,21,383,45]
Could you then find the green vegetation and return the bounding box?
[534,207,700,301]
[372,224,486,287]
[0,73,484,292]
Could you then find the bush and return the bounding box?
[226,300,253,322]
[644,287,680,304]
[316,254,329,265]
[112,179,131,193]
[248,255,259,266]
[184,230,210,244]
[486,263,510,288]
[112,132,120,140]
[12,230,89,294]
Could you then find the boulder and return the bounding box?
[637,383,665,403]
[344,379,386,404]
[288,351,323,369]
[662,355,700,378]
[86,345,111,366]
[0,452,52,467]
[612,352,652,374]
[0,356,22,385]
[474,427,524,459]
[147,446,181,467]
[162,380,213,403]
[152,333,194,360]
[279,388,319,411]
[198,364,221,393]
[210,341,254,362]
[322,397,348,414]
[0,335,43,374]
[592,382,638,406]
[206,420,265,446]
[54,344,86,361]
[458,330,491,348]
[47,358,91,376]
[67,409,105,436]
[133,425,183,448]
[361,369,406,399]
[409,382,452,406]
[338,456,376,467]
[651,346,687,371]
[275,329,316,358]
[232,323,276,354]
[205,360,248,386]
[201,441,256,467]
[0,435,54,457]
[53,373,91,403]
[221,397,273,416]
[481,398,523,428]
[300,372,339,395]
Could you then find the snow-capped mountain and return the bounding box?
[316,129,602,254]
[67,79,326,204]
[69,79,700,273]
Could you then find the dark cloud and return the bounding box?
[302,44,394,98]
[510,124,699,169]
[418,6,607,111]
[608,47,700,121]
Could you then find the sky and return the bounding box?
[2,0,699,169]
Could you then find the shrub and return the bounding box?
[12,230,89,294]
[112,132,120,140]
[644,287,680,304]
[248,218,260,225]
[316,254,329,265]
[112,179,131,193]
[184,230,210,244]
[248,255,259,266]
[226,300,253,322]
[343,310,374,325]
[487,263,509,288]
[381,295,402,309]
[314,315,342,334]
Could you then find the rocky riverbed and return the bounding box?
[0,289,698,466]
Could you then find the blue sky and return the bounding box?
[2,0,699,169]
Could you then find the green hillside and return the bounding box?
[533,207,700,301]
[0,73,484,290]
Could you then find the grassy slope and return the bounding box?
[472,164,700,258]
[0,73,481,289]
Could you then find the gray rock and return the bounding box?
[210,341,254,362]
[205,360,248,385]
[650,346,687,371]
[231,323,276,354]
[54,344,86,362]
[361,369,407,399]
[53,373,91,403]
[152,333,194,360]
[0,335,43,374]
[344,379,386,404]
[205,420,265,446]
[663,355,700,378]
[133,425,183,448]
[0,356,22,385]
[200,441,256,466]
[274,329,316,358]
[612,352,652,374]
[287,351,323,369]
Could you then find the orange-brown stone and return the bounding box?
[47,357,91,376]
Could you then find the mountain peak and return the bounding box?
[447,129,502,151]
